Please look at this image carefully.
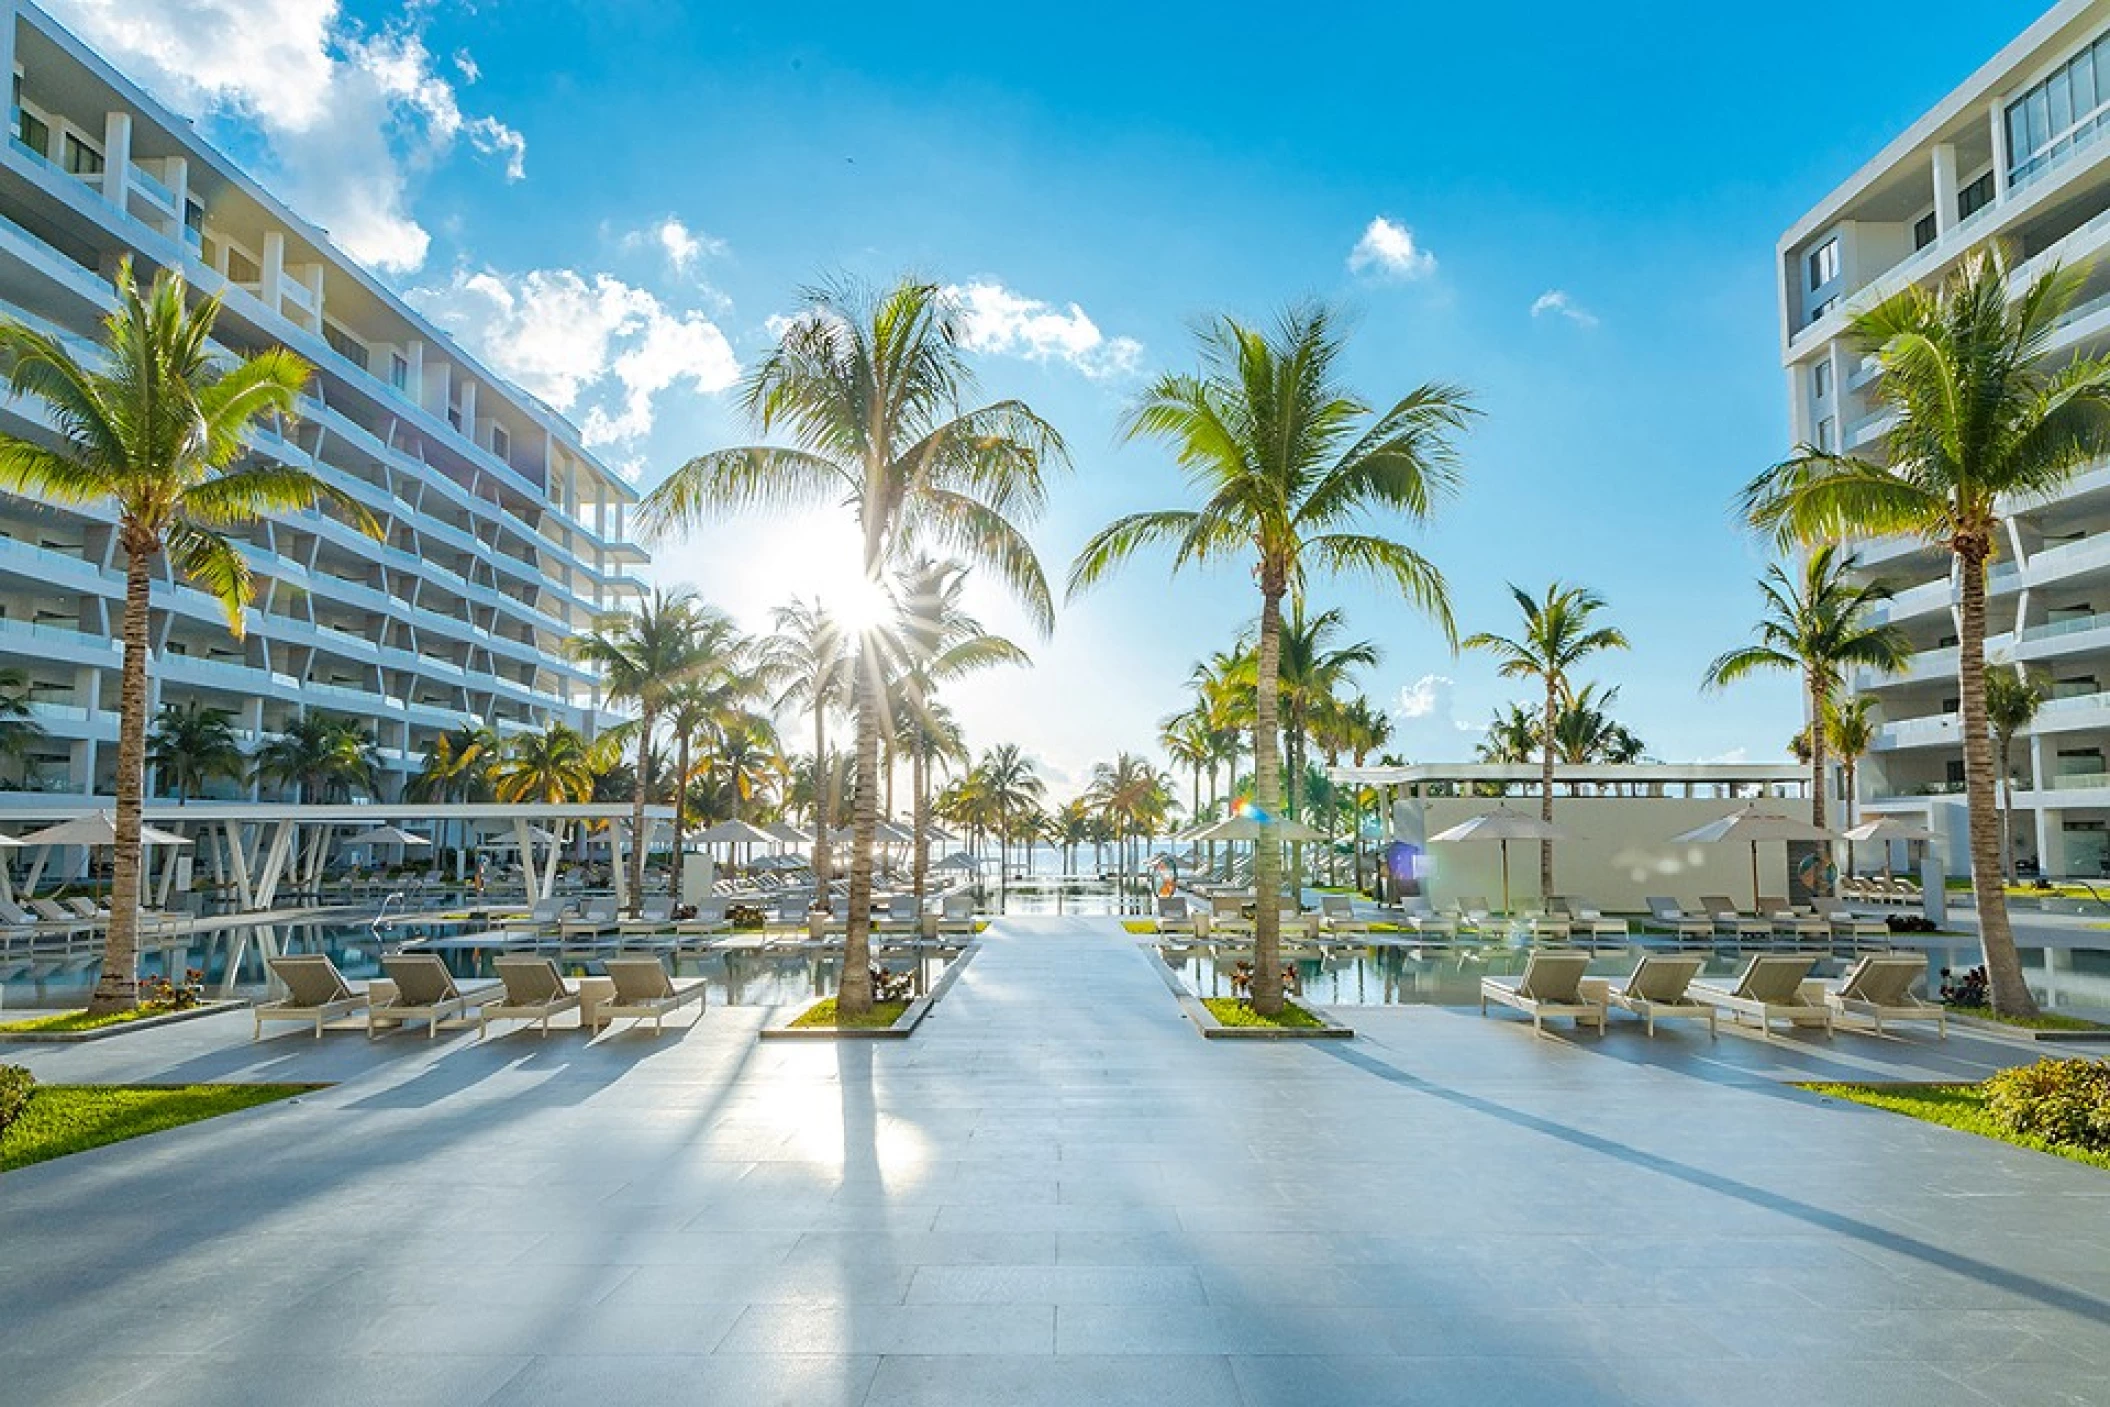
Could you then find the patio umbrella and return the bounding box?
[694,819,777,845]
[764,821,812,845]
[1426,805,1572,917]
[933,850,979,872]
[1187,815,1323,843]
[339,824,431,847]
[1670,806,1841,909]
[16,812,191,848]
[1841,816,1938,881]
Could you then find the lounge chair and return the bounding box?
[1758,897,1831,944]
[1826,954,1946,1037]
[560,897,619,938]
[1557,898,1631,944]
[63,897,105,921]
[1454,897,1497,937]
[591,956,707,1034]
[28,897,95,929]
[1480,951,1606,1036]
[372,954,503,1038]
[255,954,368,1039]
[879,893,922,930]
[1157,895,1196,934]
[1605,954,1715,1037]
[1525,906,1573,943]
[1644,897,1713,943]
[505,896,570,929]
[482,956,582,1037]
[1699,895,1773,943]
[1811,897,1891,943]
[1320,894,1369,936]
[620,896,675,933]
[1398,897,1458,939]
[676,899,730,937]
[1691,954,1830,1039]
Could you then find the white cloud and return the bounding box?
[46,0,525,272]
[1347,217,1437,280]
[622,217,725,277]
[1393,674,1451,720]
[409,267,739,451]
[1530,289,1599,327]
[943,280,1142,379]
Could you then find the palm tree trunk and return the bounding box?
[672,730,692,905]
[811,702,830,903]
[1844,757,1858,879]
[1959,546,2037,1017]
[1539,679,1557,904]
[91,536,154,1015]
[1251,580,1287,1016]
[628,705,653,916]
[1999,735,2016,883]
[1807,670,1829,833]
[912,741,929,904]
[841,652,879,1016]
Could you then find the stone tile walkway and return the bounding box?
[2,916,2106,1405]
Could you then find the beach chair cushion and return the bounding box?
[1836,955,1926,1007]
[1515,952,1593,1003]
[496,957,572,1004]
[606,957,678,1003]
[382,954,463,1005]
[1621,955,1705,1004]
[270,955,354,1007]
[1731,955,1818,1004]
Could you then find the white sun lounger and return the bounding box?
[1605,954,1715,1037]
[1700,896,1773,942]
[1758,897,1831,944]
[482,956,582,1037]
[1811,897,1891,942]
[1644,897,1713,942]
[1826,954,1946,1037]
[255,954,368,1039]
[591,956,707,1035]
[372,954,503,1039]
[559,897,619,938]
[1480,952,1605,1036]
[1691,954,1830,1039]
[1320,895,1370,936]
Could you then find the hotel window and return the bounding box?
[14,105,47,160]
[323,322,368,371]
[1816,417,1836,453]
[1813,361,1832,401]
[1913,211,1937,249]
[389,353,409,391]
[490,424,510,461]
[1807,238,1840,291]
[1808,296,1837,326]
[60,132,102,176]
[2007,34,2110,186]
[1957,171,1995,221]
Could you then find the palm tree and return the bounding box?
[1476,702,1542,766]
[1823,692,1879,879]
[1275,603,1379,886]
[1069,306,1472,1014]
[0,261,378,1013]
[1336,695,1392,893]
[146,701,243,803]
[1465,583,1627,900]
[975,743,1045,906]
[406,721,498,876]
[1159,710,1212,847]
[1548,683,1645,768]
[1087,752,1181,911]
[1985,665,2047,883]
[642,278,1064,1016]
[705,714,784,823]
[0,667,45,785]
[1702,546,1907,831]
[253,713,380,803]
[1737,246,2110,1017]
[757,598,851,907]
[660,613,753,900]
[493,721,596,804]
[568,589,717,913]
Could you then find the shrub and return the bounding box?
[137,968,206,1013]
[1983,1057,2110,1154]
[1887,914,1938,933]
[726,904,767,930]
[0,1064,34,1142]
[870,965,915,1003]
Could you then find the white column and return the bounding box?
[1989,100,2012,201]
[260,230,286,314]
[100,109,129,208]
[1931,143,1958,236]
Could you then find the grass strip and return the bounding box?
[1947,1005,2108,1032]
[1803,1082,2110,1172]
[0,1006,200,1035]
[790,998,911,1030]
[1201,996,1324,1029]
[2,1084,316,1172]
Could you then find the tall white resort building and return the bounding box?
[0,0,647,804]
[1780,0,2110,878]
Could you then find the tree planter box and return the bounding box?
[0,1000,247,1044]
[757,942,978,1041]
[1182,993,1354,1040]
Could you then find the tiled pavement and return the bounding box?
[2,915,2106,1405]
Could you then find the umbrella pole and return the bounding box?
[1752,843,1761,912]
[1501,840,1511,919]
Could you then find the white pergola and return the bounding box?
[0,802,676,911]
[1325,761,1812,795]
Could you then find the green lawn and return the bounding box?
[1948,1005,2109,1033]
[790,998,911,1030]
[1,1084,317,1172]
[0,1006,202,1036]
[1201,997,1325,1029]
[1803,1082,2110,1172]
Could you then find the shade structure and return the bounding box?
[1841,817,1938,844]
[922,824,960,844]
[479,824,560,849]
[932,850,979,872]
[872,819,915,846]
[1427,805,1575,916]
[15,811,191,848]
[1187,815,1323,844]
[340,824,431,847]
[763,821,812,845]
[693,819,778,846]
[1670,806,1840,909]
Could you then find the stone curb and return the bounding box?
[0,1000,249,1044]
[1947,1013,2110,1043]
[758,942,980,1041]
[1140,940,1354,1039]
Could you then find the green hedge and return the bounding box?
[0,1065,32,1141]
[1984,1057,2110,1154]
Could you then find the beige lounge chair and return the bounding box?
[371,954,503,1039]
[1480,952,1605,1036]
[560,897,619,938]
[1605,954,1715,1037]
[592,956,707,1034]
[1826,954,1946,1037]
[1553,897,1630,944]
[255,954,368,1039]
[1320,895,1369,936]
[1691,954,1830,1039]
[1758,897,1830,944]
[482,956,582,1036]
[1644,897,1713,942]
[619,896,676,933]
[1397,897,1458,939]
[1700,895,1773,942]
[504,896,570,929]
[1811,897,1891,943]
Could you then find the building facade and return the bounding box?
[0,0,646,804]
[1780,0,2110,878]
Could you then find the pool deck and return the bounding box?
[2,915,2107,1406]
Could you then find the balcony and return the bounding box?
[1875,712,1962,750]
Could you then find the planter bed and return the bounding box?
[1946,1010,2110,1043]
[758,942,978,1040]
[0,1000,247,1044]
[1185,993,1354,1040]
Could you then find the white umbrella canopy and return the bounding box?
[1841,817,1939,843]
[340,824,431,847]
[1189,815,1323,843]
[693,819,778,845]
[1670,805,1841,908]
[1427,805,1576,916]
[872,819,915,845]
[764,821,812,844]
[16,812,191,848]
[478,825,560,850]
[933,850,979,871]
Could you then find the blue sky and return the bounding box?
[64,0,2033,798]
